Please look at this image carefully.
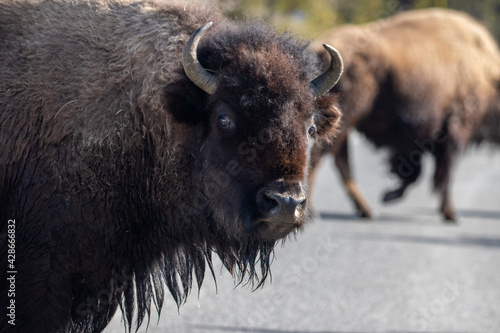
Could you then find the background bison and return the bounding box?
[0,0,343,331]
[311,8,500,222]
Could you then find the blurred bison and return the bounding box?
[312,8,500,222]
[0,0,343,331]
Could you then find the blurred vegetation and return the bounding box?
[218,0,500,42]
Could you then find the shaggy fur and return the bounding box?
[311,8,500,221]
[0,0,342,332]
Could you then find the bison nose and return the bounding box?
[256,187,307,222]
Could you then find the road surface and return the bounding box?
[104,132,500,333]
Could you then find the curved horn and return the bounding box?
[310,44,344,99]
[183,22,218,95]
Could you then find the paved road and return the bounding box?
[105,133,500,333]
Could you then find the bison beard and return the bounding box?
[0,0,342,332]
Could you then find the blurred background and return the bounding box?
[219,0,500,42]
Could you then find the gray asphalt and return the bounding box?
[104,132,500,333]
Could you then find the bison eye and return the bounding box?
[218,115,233,128]
[308,125,317,137]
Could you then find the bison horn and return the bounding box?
[310,44,344,99]
[183,22,218,95]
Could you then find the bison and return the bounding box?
[311,8,500,222]
[0,0,344,331]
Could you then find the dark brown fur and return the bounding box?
[0,0,341,332]
[311,8,500,221]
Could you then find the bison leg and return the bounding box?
[334,137,373,218]
[433,136,460,222]
[383,150,422,202]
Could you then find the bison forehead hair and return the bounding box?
[202,20,319,95]
[0,0,342,332]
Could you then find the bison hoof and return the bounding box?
[357,209,373,219]
[382,189,404,203]
[354,203,373,219]
[442,210,459,223]
[440,202,459,223]
[359,212,371,218]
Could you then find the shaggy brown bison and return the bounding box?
[0,0,343,331]
[311,8,500,222]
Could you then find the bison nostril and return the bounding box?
[264,195,280,215]
[294,197,306,217]
[257,189,306,220]
[257,190,280,216]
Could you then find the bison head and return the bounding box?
[164,21,342,282]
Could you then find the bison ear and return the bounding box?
[315,93,342,144]
[162,75,208,125]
